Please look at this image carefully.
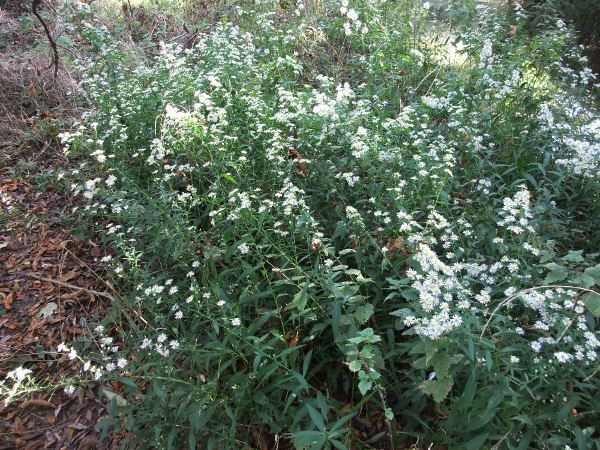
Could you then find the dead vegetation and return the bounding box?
[0,3,120,448]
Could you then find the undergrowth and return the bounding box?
[4,0,600,448]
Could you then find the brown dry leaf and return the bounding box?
[24,441,45,450]
[14,416,24,433]
[288,331,300,348]
[20,399,54,410]
[4,291,14,310]
[288,148,309,177]
[385,236,408,257]
[251,428,269,450]
[60,270,80,283]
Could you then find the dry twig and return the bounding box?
[31,0,59,78]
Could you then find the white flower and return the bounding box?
[105,175,117,187]
[510,356,520,364]
[231,318,242,326]
[554,352,573,363]
[64,385,76,395]
[346,8,358,21]
[238,243,250,254]
[117,358,128,369]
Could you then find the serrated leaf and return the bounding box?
[544,263,569,283]
[570,273,595,288]
[344,269,362,276]
[584,264,600,285]
[430,352,452,377]
[354,304,374,324]
[358,379,372,395]
[581,292,600,317]
[419,376,453,403]
[562,250,584,263]
[37,302,57,319]
[348,360,361,372]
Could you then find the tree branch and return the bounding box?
[32,0,59,79]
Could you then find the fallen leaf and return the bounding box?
[4,291,14,310]
[20,399,54,410]
[37,302,58,320]
[103,389,127,407]
[60,270,80,282]
[14,416,24,433]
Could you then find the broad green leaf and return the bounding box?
[419,375,453,403]
[562,250,584,263]
[348,360,361,372]
[354,304,374,324]
[358,379,372,395]
[544,263,569,283]
[584,264,600,285]
[571,273,595,288]
[582,292,600,317]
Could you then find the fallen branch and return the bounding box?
[32,0,59,78]
[27,274,115,301]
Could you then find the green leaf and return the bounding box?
[358,379,372,395]
[582,292,600,317]
[288,282,309,311]
[571,273,595,288]
[584,264,600,285]
[306,404,325,432]
[384,408,394,421]
[222,173,237,184]
[562,250,584,263]
[103,389,127,407]
[354,304,374,324]
[430,352,452,377]
[330,413,355,432]
[292,430,324,449]
[348,360,361,372]
[419,375,453,403]
[544,263,569,283]
[463,432,489,450]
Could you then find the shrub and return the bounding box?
[52,0,600,447]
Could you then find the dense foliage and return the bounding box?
[27,0,600,447]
